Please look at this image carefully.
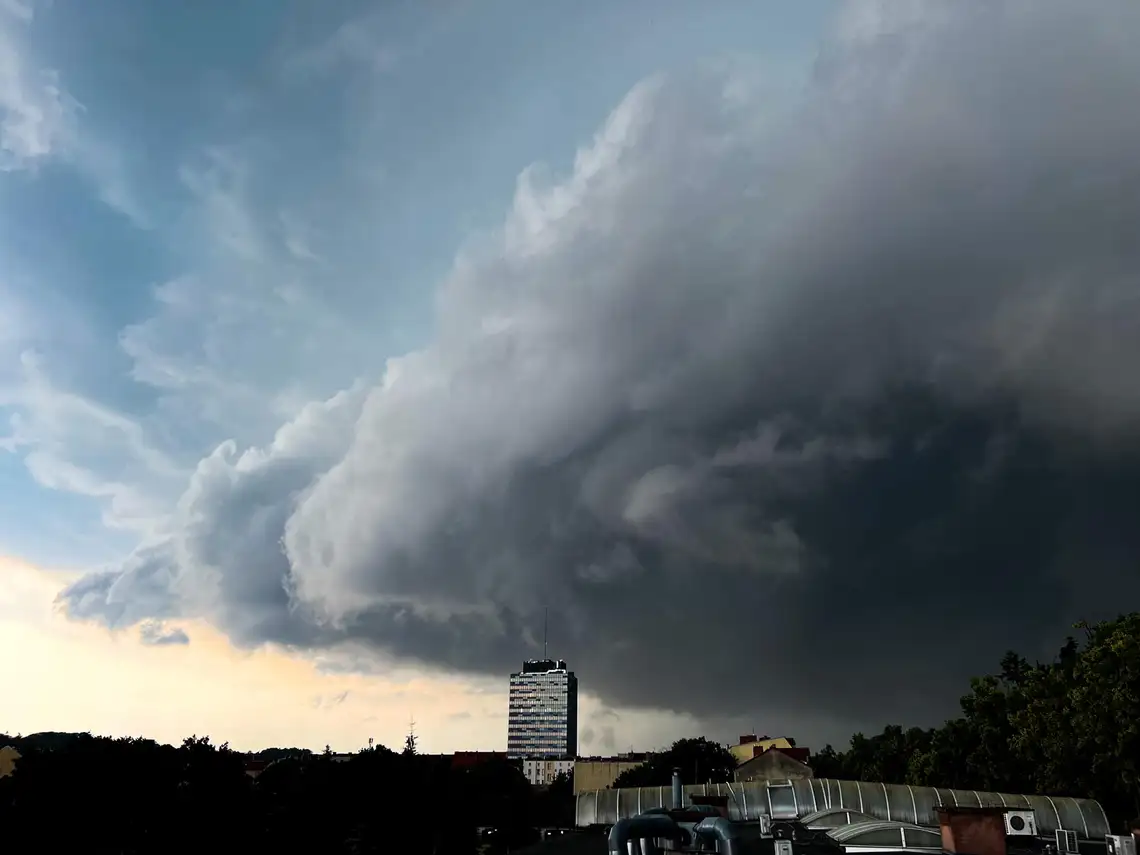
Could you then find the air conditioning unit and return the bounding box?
[1107,836,1137,855]
[1056,829,1080,854]
[1004,810,1037,836]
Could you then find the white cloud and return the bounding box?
[0,0,33,24]
[282,15,398,81]
[0,11,73,171]
[179,148,267,263]
[60,382,369,645]
[0,4,149,227]
[0,352,186,534]
[279,210,324,264]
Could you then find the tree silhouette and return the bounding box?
[810,614,1140,826]
[611,737,736,788]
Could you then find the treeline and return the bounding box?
[607,615,1140,826]
[0,734,571,854]
[813,613,1140,824]
[610,737,738,789]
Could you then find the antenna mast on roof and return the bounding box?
[543,606,548,659]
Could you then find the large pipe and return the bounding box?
[608,815,683,855]
[672,768,683,810]
[692,816,742,855]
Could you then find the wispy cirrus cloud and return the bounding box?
[0,2,73,171]
[282,16,398,81]
[311,689,350,710]
[0,352,186,534]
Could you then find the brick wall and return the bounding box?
[937,807,1007,855]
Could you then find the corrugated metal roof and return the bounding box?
[573,777,1111,839]
[801,807,879,827]
[828,820,925,842]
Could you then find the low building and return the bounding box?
[734,746,813,782]
[524,757,576,786]
[728,734,797,765]
[572,755,648,794]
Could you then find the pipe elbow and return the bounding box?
[608,815,683,855]
[693,816,741,855]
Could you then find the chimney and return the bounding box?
[937,807,1008,855]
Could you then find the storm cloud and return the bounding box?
[59,1,1140,741]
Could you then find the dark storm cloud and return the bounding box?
[59,1,1140,742]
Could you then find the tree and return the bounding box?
[805,614,1140,829]
[1021,616,1140,820]
[611,737,736,788]
[808,744,845,779]
[533,771,574,828]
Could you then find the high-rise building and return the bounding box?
[507,658,578,758]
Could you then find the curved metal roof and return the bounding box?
[573,777,1110,839]
[828,820,925,842]
[802,807,880,828]
[828,821,945,850]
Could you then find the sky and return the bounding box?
[3,0,1140,756]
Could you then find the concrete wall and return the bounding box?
[572,760,644,794]
[937,808,1008,855]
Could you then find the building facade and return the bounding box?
[523,757,576,786]
[728,734,797,765]
[572,756,648,794]
[734,747,813,783]
[507,658,578,758]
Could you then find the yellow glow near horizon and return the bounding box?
[0,555,509,754]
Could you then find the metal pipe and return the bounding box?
[672,767,683,810]
[685,805,722,816]
[608,815,683,855]
[692,816,742,855]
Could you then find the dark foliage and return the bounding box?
[610,737,736,788]
[808,614,1140,827]
[0,735,560,854]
